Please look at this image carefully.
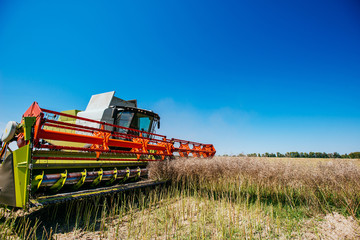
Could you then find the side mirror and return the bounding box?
[158,121,160,129]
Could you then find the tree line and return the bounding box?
[245,152,360,159]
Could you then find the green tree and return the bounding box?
[247,153,257,157]
[349,152,360,159]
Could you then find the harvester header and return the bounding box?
[0,92,215,209]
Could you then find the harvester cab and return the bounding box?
[111,106,160,138]
[75,91,160,139]
[0,91,216,210]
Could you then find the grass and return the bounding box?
[1,156,360,239]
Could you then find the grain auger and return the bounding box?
[0,91,216,210]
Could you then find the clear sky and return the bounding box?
[0,0,359,155]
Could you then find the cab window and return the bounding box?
[131,113,153,132]
[116,111,134,133]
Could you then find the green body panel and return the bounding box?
[23,117,37,141]
[0,117,36,209]
[12,144,31,208]
[59,110,81,121]
[44,109,84,147]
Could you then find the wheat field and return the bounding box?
[1,157,360,239]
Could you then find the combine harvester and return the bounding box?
[0,91,215,210]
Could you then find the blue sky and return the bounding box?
[0,0,359,154]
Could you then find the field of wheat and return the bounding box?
[1,156,360,239]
